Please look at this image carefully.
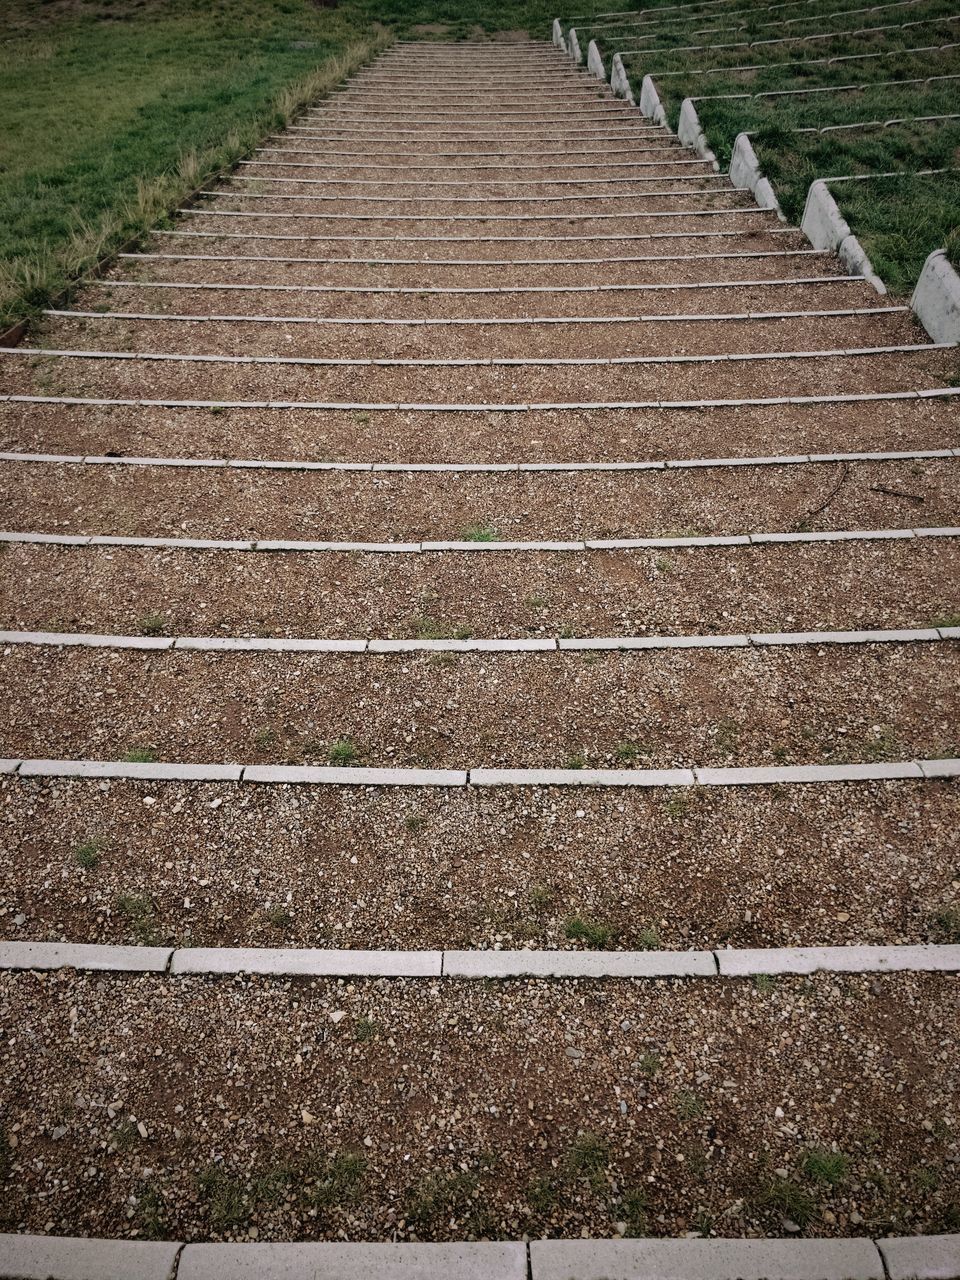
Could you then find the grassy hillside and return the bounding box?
[0,0,558,330]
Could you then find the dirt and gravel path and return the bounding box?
[0,37,957,1257]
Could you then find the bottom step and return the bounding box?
[1,970,956,1243]
[1,1233,958,1280]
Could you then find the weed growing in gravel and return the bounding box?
[304,1151,367,1212]
[565,1131,610,1189]
[663,791,689,819]
[111,1118,140,1152]
[526,1175,560,1214]
[638,1051,662,1077]
[932,611,960,628]
[754,973,777,995]
[253,726,278,750]
[328,738,359,765]
[614,740,645,763]
[74,838,102,869]
[654,555,674,575]
[620,1187,649,1236]
[564,915,615,949]
[529,885,555,913]
[635,926,661,950]
[121,747,157,764]
[756,1176,817,1228]
[198,1164,247,1231]
[403,812,426,834]
[136,1184,168,1240]
[930,903,960,942]
[405,1169,478,1229]
[116,892,158,944]
[911,1164,941,1191]
[711,718,740,757]
[564,752,587,771]
[802,1148,850,1187]
[674,1089,706,1121]
[461,522,499,542]
[354,1017,379,1042]
[138,613,166,637]
[263,905,290,931]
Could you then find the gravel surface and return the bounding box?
[2,399,957,464]
[4,457,956,542]
[2,776,958,951]
[2,540,957,639]
[1,642,957,768]
[0,970,957,1241]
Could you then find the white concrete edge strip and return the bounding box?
[801,180,888,295]
[177,206,770,222]
[41,304,891,326]
[911,247,960,343]
[0,626,952,656]
[115,247,829,263]
[0,938,958,981]
[3,527,959,554]
[3,388,959,411]
[83,271,837,294]
[3,757,958,789]
[4,341,945,368]
[1,444,946,473]
[152,227,799,242]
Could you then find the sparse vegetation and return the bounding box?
[564,915,616,949]
[138,613,166,637]
[115,892,158,944]
[756,1176,817,1227]
[328,739,359,765]
[803,1147,850,1187]
[74,838,102,869]
[120,746,158,764]
[930,903,960,943]
[461,522,499,542]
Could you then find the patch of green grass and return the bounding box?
[198,1164,247,1231]
[620,1187,649,1236]
[756,1176,818,1227]
[932,611,960,628]
[354,1017,379,1041]
[405,1169,478,1228]
[635,925,660,950]
[138,613,166,637]
[136,1183,168,1240]
[754,973,777,995]
[74,838,103,869]
[614,739,646,763]
[663,790,689,819]
[120,746,157,764]
[527,1174,561,1214]
[116,892,158,944]
[529,884,555,912]
[460,522,499,542]
[328,738,359,765]
[564,752,587,770]
[564,915,616,949]
[674,1088,706,1120]
[304,1151,367,1211]
[930,903,960,943]
[637,1051,661,1077]
[802,1148,850,1187]
[565,1131,610,1187]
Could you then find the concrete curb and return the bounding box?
[4,757,958,790]
[586,39,606,81]
[677,99,720,172]
[4,443,951,474]
[801,180,887,295]
[610,54,635,104]
[552,18,566,52]
[3,525,958,555]
[730,132,785,219]
[911,248,960,342]
[0,1232,956,1280]
[1,625,950,657]
[639,74,668,127]
[1,943,958,980]
[530,1237,885,1279]
[567,28,583,65]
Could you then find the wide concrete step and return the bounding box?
[3,770,958,951]
[1,966,953,1241]
[1,637,957,769]
[37,307,918,361]
[146,226,812,260]
[74,275,888,319]
[1,535,956,639]
[2,396,957,463]
[4,345,955,402]
[108,249,850,290]
[4,455,956,541]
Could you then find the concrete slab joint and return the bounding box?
[911,248,960,342]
